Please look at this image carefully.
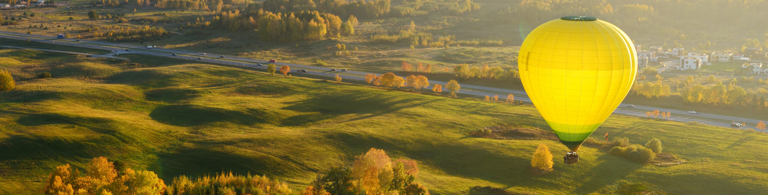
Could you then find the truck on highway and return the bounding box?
[269,59,276,63]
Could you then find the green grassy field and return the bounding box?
[1,49,768,194]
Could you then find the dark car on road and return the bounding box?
[257,63,263,66]
[301,69,307,72]
[172,53,177,56]
[341,69,347,72]
[330,69,336,71]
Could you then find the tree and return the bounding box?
[0,69,14,91]
[394,76,405,88]
[415,75,428,90]
[373,75,382,86]
[347,15,358,26]
[335,74,342,83]
[492,95,498,101]
[432,84,442,93]
[365,74,376,84]
[267,64,277,76]
[405,75,417,89]
[409,21,415,32]
[340,21,354,36]
[757,121,766,131]
[401,62,412,72]
[531,144,553,171]
[645,138,662,154]
[279,65,291,77]
[88,10,99,20]
[506,94,514,103]
[708,75,716,82]
[645,111,651,118]
[380,72,397,88]
[484,95,490,101]
[446,80,460,97]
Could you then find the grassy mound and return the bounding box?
[0,50,767,194]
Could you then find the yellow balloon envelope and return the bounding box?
[518,16,637,151]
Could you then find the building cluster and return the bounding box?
[633,44,767,74]
[0,0,46,9]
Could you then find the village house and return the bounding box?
[638,51,658,62]
[638,56,649,68]
[686,52,710,65]
[649,46,663,53]
[710,51,733,62]
[679,57,702,70]
[634,44,642,52]
[731,54,750,61]
[748,62,768,75]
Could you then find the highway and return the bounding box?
[0,30,763,131]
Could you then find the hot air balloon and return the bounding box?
[518,16,637,164]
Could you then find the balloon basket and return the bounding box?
[564,151,579,164]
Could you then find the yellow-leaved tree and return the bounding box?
[446,80,460,97]
[531,144,553,172]
[506,94,514,103]
[335,74,342,83]
[415,75,429,90]
[365,74,376,84]
[394,76,405,88]
[432,84,442,93]
[380,72,397,88]
[0,69,14,91]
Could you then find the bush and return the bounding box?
[637,148,656,163]
[0,69,14,91]
[609,146,626,156]
[645,138,662,154]
[37,72,52,78]
[611,137,630,147]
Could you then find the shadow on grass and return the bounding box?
[569,154,644,194]
[149,105,281,127]
[153,144,304,181]
[15,113,135,143]
[0,134,122,164]
[280,90,442,126]
[328,132,530,186]
[144,88,201,103]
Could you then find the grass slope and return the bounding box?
[0,50,767,194]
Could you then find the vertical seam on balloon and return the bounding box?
[589,21,609,139]
[565,21,576,142]
[610,22,634,118]
[595,21,619,130]
[603,22,630,124]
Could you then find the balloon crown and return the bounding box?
[560,16,597,21]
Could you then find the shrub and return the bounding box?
[645,138,662,154]
[611,137,630,147]
[38,72,52,78]
[0,69,14,91]
[609,146,626,156]
[531,144,553,171]
[637,148,656,163]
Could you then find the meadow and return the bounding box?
[0,49,768,194]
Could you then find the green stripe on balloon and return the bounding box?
[546,121,602,151]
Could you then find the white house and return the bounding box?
[686,52,709,65]
[711,51,733,62]
[638,56,649,68]
[680,57,702,70]
[649,46,663,53]
[0,3,10,8]
[731,54,750,61]
[749,62,768,75]
[672,48,685,57]
[638,51,658,62]
[634,44,642,52]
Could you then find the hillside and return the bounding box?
[1,50,768,194]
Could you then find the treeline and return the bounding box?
[193,9,355,41]
[154,0,210,10]
[45,149,428,194]
[92,26,169,42]
[371,30,502,47]
[509,0,768,34]
[452,64,519,82]
[680,81,766,108]
[262,0,391,19]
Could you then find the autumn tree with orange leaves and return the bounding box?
[373,75,382,86]
[492,95,499,101]
[44,157,166,195]
[417,62,424,72]
[432,84,442,93]
[365,74,376,84]
[279,65,291,77]
[757,121,766,131]
[401,62,413,72]
[485,95,490,101]
[507,94,514,103]
[425,64,432,73]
